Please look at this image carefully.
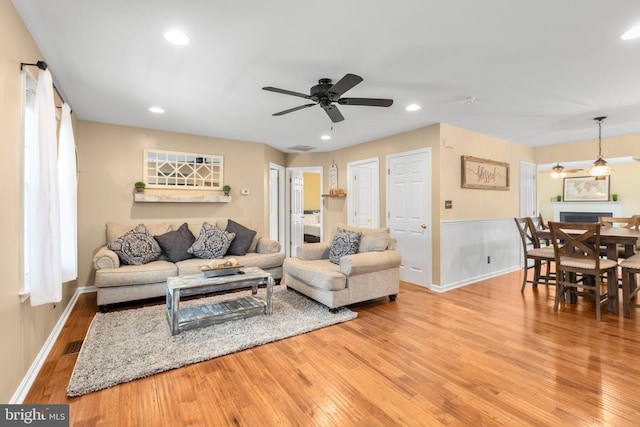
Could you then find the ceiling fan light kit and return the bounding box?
[589,116,611,180]
[263,73,393,123]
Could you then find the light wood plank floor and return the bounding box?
[25,271,640,426]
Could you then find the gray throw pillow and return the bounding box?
[107,223,162,266]
[225,219,257,256]
[155,223,195,263]
[187,221,236,259]
[329,227,362,264]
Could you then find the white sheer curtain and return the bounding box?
[28,69,62,306]
[58,103,78,282]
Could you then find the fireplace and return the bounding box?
[553,201,621,222]
[559,212,611,223]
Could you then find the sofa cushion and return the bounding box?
[225,219,257,256]
[283,258,347,291]
[187,222,235,259]
[154,223,195,263]
[334,223,390,253]
[329,227,362,264]
[175,252,286,276]
[107,224,162,266]
[94,260,177,288]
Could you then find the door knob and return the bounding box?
[421,224,427,229]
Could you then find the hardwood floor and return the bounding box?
[25,271,640,426]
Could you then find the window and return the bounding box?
[144,149,223,189]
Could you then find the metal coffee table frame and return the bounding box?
[166,266,274,335]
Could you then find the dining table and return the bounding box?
[536,226,640,314]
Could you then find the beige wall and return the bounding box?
[0,0,77,403]
[76,120,280,288]
[303,172,321,210]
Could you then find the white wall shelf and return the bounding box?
[134,193,231,203]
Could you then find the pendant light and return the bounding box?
[589,116,611,180]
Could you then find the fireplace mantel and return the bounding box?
[553,201,621,221]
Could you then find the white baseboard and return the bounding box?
[10,286,96,404]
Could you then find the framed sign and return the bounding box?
[461,156,510,190]
[563,175,610,201]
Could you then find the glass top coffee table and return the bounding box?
[166,266,274,335]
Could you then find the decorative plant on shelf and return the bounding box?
[612,194,618,201]
[556,195,562,201]
[222,185,231,196]
[134,181,146,193]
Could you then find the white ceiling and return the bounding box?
[12,0,640,153]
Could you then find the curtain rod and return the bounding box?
[20,60,70,111]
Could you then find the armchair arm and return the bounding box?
[93,245,120,270]
[255,237,281,254]
[297,242,331,260]
[340,250,402,276]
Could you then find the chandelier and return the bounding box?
[589,116,611,180]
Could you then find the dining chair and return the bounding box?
[514,217,555,292]
[549,221,619,321]
[620,253,640,318]
[599,216,639,259]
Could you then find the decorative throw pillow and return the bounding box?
[187,222,236,259]
[107,224,162,266]
[329,227,362,264]
[154,223,196,263]
[225,219,257,256]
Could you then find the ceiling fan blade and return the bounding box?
[263,86,312,100]
[273,103,316,116]
[323,104,345,123]
[328,74,363,97]
[338,97,393,107]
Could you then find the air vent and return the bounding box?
[62,340,83,355]
[287,145,316,152]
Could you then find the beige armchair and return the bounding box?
[283,224,401,311]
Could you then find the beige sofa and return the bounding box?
[93,220,284,309]
[283,224,401,310]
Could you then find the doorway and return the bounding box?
[269,163,285,252]
[386,148,432,287]
[285,166,323,257]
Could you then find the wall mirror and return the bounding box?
[144,149,223,189]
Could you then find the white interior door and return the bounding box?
[289,170,304,257]
[519,161,537,217]
[386,148,432,287]
[348,158,379,228]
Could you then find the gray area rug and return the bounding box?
[67,286,356,396]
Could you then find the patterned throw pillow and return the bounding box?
[187,221,236,259]
[107,224,162,266]
[329,227,362,264]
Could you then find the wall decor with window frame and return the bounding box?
[461,155,510,190]
[144,149,223,190]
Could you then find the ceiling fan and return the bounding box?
[549,163,583,178]
[262,73,393,123]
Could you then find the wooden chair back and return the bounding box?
[514,217,541,252]
[549,221,602,268]
[599,217,637,229]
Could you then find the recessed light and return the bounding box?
[406,104,421,112]
[621,24,640,40]
[149,107,164,114]
[164,30,190,45]
[321,134,331,140]
[462,97,476,105]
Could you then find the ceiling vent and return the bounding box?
[287,145,316,152]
